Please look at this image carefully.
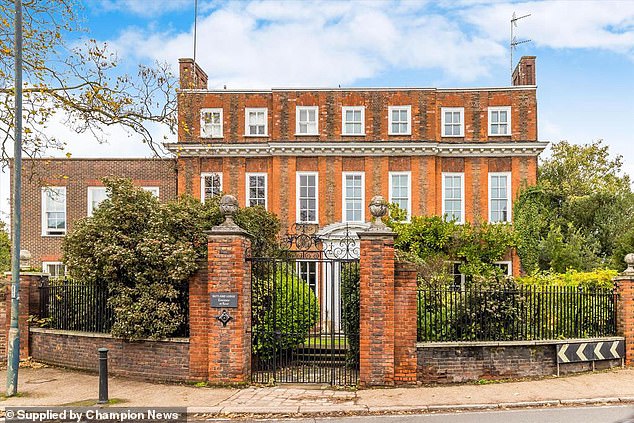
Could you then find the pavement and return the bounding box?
[1,365,634,417]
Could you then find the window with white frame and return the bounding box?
[200,108,223,138]
[297,261,318,294]
[441,107,464,137]
[488,106,511,136]
[450,262,465,291]
[389,172,411,220]
[493,261,512,277]
[42,187,66,236]
[388,106,411,135]
[296,106,318,135]
[42,262,66,280]
[489,172,511,223]
[246,173,267,208]
[343,172,364,222]
[87,187,108,216]
[342,106,365,135]
[201,172,222,202]
[142,187,160,197]
[442,173,464,223]
[297,172,318,223]
[245,108,267,136]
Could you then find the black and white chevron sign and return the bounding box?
[556,340,624,363]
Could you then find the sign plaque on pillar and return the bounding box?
[210,292,238,308]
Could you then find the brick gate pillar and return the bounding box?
[3,270,47,361]
[189,195,251,384]
[615,253,634,366]
[357,196,398,386]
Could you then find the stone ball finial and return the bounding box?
[19,249,32,270]
[219,194,239,227]
[368,195,388,229]
[625,253,634,274]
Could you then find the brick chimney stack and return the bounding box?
[179,58,208,90]
[512,56,536,86]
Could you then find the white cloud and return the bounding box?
[462,1,634,54]
[105,0,507,88]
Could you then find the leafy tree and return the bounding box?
[514,140,634,273]
[539,140,631,197]
[0,220,9,272]
[63,178,280,340]
[0,1,176,164]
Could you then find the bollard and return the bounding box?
[97,348,109,404]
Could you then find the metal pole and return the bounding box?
[6,0,23,397]
[98,348,109,404]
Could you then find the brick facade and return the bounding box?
[15,159,178,269]
[30,328,189,382]
[173,56,545,277]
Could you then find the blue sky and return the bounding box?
[2,0,634,218]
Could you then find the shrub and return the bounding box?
[388,214,517,286]
[252,264,319,359]
[341,262,360,365]
[516,269,617,290]
[450,279,527,341]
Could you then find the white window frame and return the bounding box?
[296,171,319,224]
[41,186,67,236]
[342,172,365,223]
[441,107,464,137]
[388,105,411,135]
[42,261,66,279]
[200,108,223,139]
[297,260,319,295]
[450,261,466,291]
[488,172,512,223]
[488,106,511,136]
[341,106,365,136]
[245,107,268,136]
[493,261,513,277]
[246,172,268,209]
[295,106,319,136]
[388,171,412,221]
[87,186,108,217]
[200,172,223,203]
[441,172,465,224]
[142,187,160,197]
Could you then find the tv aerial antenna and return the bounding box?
[511,12,531,83]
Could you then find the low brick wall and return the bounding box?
[418,338,624,383]
[30,328,189,382]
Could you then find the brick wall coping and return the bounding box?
[180,85,538,94]
[17,158,176,162]
[614,274,634,281]
[29,328,189,344]
[2,272,47,277]
[417,337,625,348]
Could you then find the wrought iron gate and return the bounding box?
[249,225,360,386]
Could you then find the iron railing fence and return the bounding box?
[417,285,617,342]
[38,280,189,337]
